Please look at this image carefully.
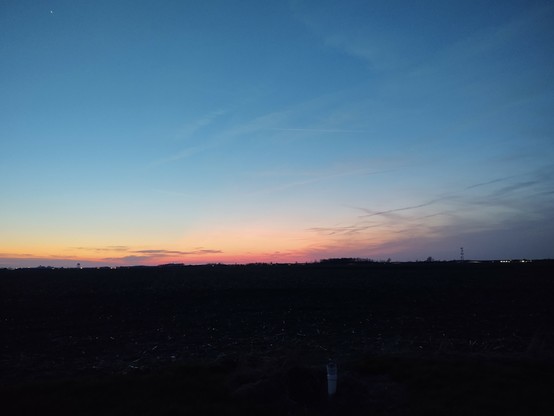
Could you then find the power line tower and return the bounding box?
[460,247,464,262]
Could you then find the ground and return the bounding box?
[1,262,553,414]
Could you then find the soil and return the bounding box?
[1,261,553,414]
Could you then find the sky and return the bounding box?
[1,0,553,268]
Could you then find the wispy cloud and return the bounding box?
[356,197,449,219]
[72,246,223,261]
[100,248,224,264]
[0,252,37,258]
[98,255,138,262]
[464,176,514,190]
[150,83,380,168]
[134,249,222,255]
[306,167,554,260]
[152,189,199,199]
[290,1,426,71]
[174,109,228,141]
[150,143,213,166]
[150,109,229,166]
[294,0,553,74]
[73,246,130,252]
[421,2,554,73]
[267,127,368,134]
[246,166,395,196]
[308,223,382,236]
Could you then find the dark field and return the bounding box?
[1,262,553,415]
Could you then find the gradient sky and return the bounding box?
[1,0,553,267]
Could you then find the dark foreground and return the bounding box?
[1,262,553,415]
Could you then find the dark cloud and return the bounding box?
[73,247,223,258]
[101,248,224,264]
[102,255,151,262]
[0,256,103,268]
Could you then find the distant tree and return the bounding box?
[426,256,434,262]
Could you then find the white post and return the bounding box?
[327,360,337,397]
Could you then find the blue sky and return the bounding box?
[1,0,553,267]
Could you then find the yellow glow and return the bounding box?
[0,215,431,266]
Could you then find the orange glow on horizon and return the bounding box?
[0,221,413,267]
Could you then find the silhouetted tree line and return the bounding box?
[319,257,375,265]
